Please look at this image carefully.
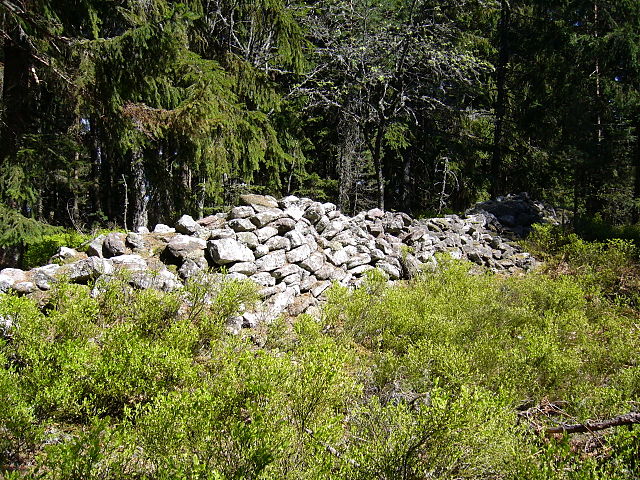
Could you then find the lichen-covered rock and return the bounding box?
[269,217,296,235]
[103,233,127,258]
[299,251,325,272]
[255,226,279,243]
[33,264,61,290]
[64,257,114,283]
[110,254,148,271]
[176,214,200,235]
[208,238,255,265]
[240,194,279,209]
[87,235,106,257]
[236,232,260,249]
[0,274,14,293]
[153,224,175,234]
[126,232,146,250]
[256,250,287,272]
[166,235,207,263]
[286,244,312,264]
[229,262,258,276]
[228,218,257,232]
[265,236,291,251]
[230,206,255,219]
[251,209,283,228]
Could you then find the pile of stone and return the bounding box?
[0,194,540,326]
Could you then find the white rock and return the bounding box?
[310,280,332,298]
[0,268,26,284]
[284,205,305,221]
[255,226,279,243]
[167,235,207,261]
[349,264,374,275]
[87,235,105,257]
[347,253,372,268]
[0,274,14,293]
[126,232,146,250]
[176,214,200,235]
[285,230,306,248]
[64,257,114,282]
[315,215,331,233]
[376,261,401,279]
[209,228,236,240]
[322,202,337,213]
[13,282,36,294]
[265,236,291,251]
[327,246,357,266]
[256,250,287,272]
[279,195,300,208]
[111,254,148,271]
[254,244,269,258]
[283,273,302,285]
[250,272,276,287]
[303,203,325,223]
[153,224,175,233]
[208,238,255,265]
[250,209,283,228]
[230,206,255,219]
[286,244,312,264]
[298,251,325,272]
[229,262,258,276]
[273,263,302,279]
[227,272,249,282]
[236,232,260,249]
[228,218,257,232]
[33,264,61,290]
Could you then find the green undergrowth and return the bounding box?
[523,223,640,307]
[1,258,639,478]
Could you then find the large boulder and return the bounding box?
[103,233,127,258]
[166,235,207,263]
[208,238,255,265]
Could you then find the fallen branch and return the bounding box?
[545,412,640,435]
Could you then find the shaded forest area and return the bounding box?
[1,0,640,235]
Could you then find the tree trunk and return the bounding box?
[131,150,149,230]
[372,123,386,210]
[490,0,510,198]
[0,20,35,166]
[634,118,640,223]
[89,118,103,218]
[402,153,413,214]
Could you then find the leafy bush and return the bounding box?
[1,259,639,478]
[22,231,92,268]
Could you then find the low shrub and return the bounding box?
[1,258,639,478]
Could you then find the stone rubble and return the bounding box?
[0,194,545,326]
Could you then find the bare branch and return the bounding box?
[545,412,640,435]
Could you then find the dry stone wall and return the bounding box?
[0,194,541,326]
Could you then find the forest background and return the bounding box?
[1,0,640,243]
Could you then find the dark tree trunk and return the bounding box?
[491,0,510,198]
[634,118,640,224]
[0,21,35,167]
[402,153,413,214]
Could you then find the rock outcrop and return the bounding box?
[0,194,545,325]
